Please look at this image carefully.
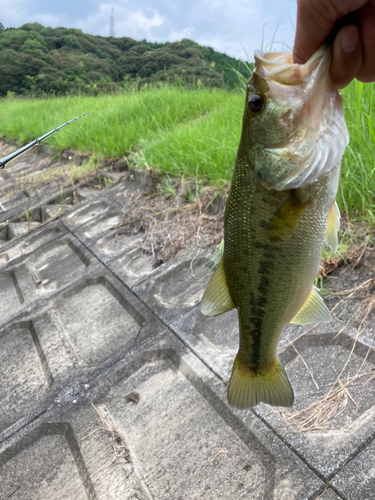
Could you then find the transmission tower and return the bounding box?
[109,7,115,37]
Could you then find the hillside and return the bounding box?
[0,23,251,96]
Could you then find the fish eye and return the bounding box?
[248,94,264,113]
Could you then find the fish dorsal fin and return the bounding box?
[324,200,340,253]
[290,286,331,325]
[200,258,235,317]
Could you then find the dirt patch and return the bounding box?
[112,177,227,266]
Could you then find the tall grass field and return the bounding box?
[0,81,374,220]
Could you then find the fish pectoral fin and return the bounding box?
[324,200,340,253]
[227,355,294,409]
[200,258,235,317]
[290,286,331,325]
[268,194,310,241]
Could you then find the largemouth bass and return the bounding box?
[201,46,349,409]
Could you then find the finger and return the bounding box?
[293,0,368,64]
[293,0,334,64]
[330,25,362,89]
[357,1,375,82]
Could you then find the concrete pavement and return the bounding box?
[1,144,375,499]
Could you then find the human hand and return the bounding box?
[293,0,375,88]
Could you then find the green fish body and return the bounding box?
[201,47,348,409]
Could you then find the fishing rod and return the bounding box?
[0,111,89,170]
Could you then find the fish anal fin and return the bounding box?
[268,194,311,241]
[324,200,340,253]
[227,355,294,409]
[200,258,235,317]
[290,286,331,325]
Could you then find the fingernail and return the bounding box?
[341,25,359,54]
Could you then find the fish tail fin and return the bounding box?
[227,354,294,409]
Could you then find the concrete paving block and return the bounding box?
[0,236,96,327]
[0,181,16,199]
[108,246,157,287]
[0,270,25,325]
[74,211,123,241]
[254,325,375,478]
[172,316,370,481]
[0,191,29,212]
[44,190,76,207]
[7,221,42,239]
[133,251,213,325]
[134,253,304,375]
[0,221,67,268]
[314,488,344,499]
[62,198,115,230]
[75,186,102,201]
[330,437,375,499]
[173,306,239,379]
[324,260,375,348]
[0,224,8,245]
[0,424,94,500]
[0,269,164,440]
[0,247,8,265]
[63,192,150,264]
[135,251,375,479]
[51,278,141,367]
[25,237,93,294]
[0,322,50,435]
[12,206,44,223]
[3,153,53,177]
[0,332,326,500]
[42,204,72,221]
[100,182,147,209]
[88,228,144,264]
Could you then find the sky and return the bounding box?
[0,0,298,60]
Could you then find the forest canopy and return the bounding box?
[0,23,251,96]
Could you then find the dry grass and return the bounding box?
[284,369,375,432]
[282,259,375,432]
[92,404,132,466]
[316,485,330,498]
[318,228,371,278]
[111,177,226,266]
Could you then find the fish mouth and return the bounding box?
[252,46,348,190]
[253,45,330,87]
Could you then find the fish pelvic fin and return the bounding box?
[324,200,340,253]
[200,258,235,316]
[227,355,294,409]
[290,286,331,325]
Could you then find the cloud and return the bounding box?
[167,26,195,42]
[0,0,297,59]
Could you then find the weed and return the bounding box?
[0,81,374,220]
[59,187,68,206]
[24,208,31,232]
[157,174,177,199]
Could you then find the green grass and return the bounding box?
[339,80,375,222]
[0,81,374,220]
[0,88,226,157]
[136,92,244,185]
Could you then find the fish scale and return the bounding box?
[201,45,348,409]
[225,149,339,367]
